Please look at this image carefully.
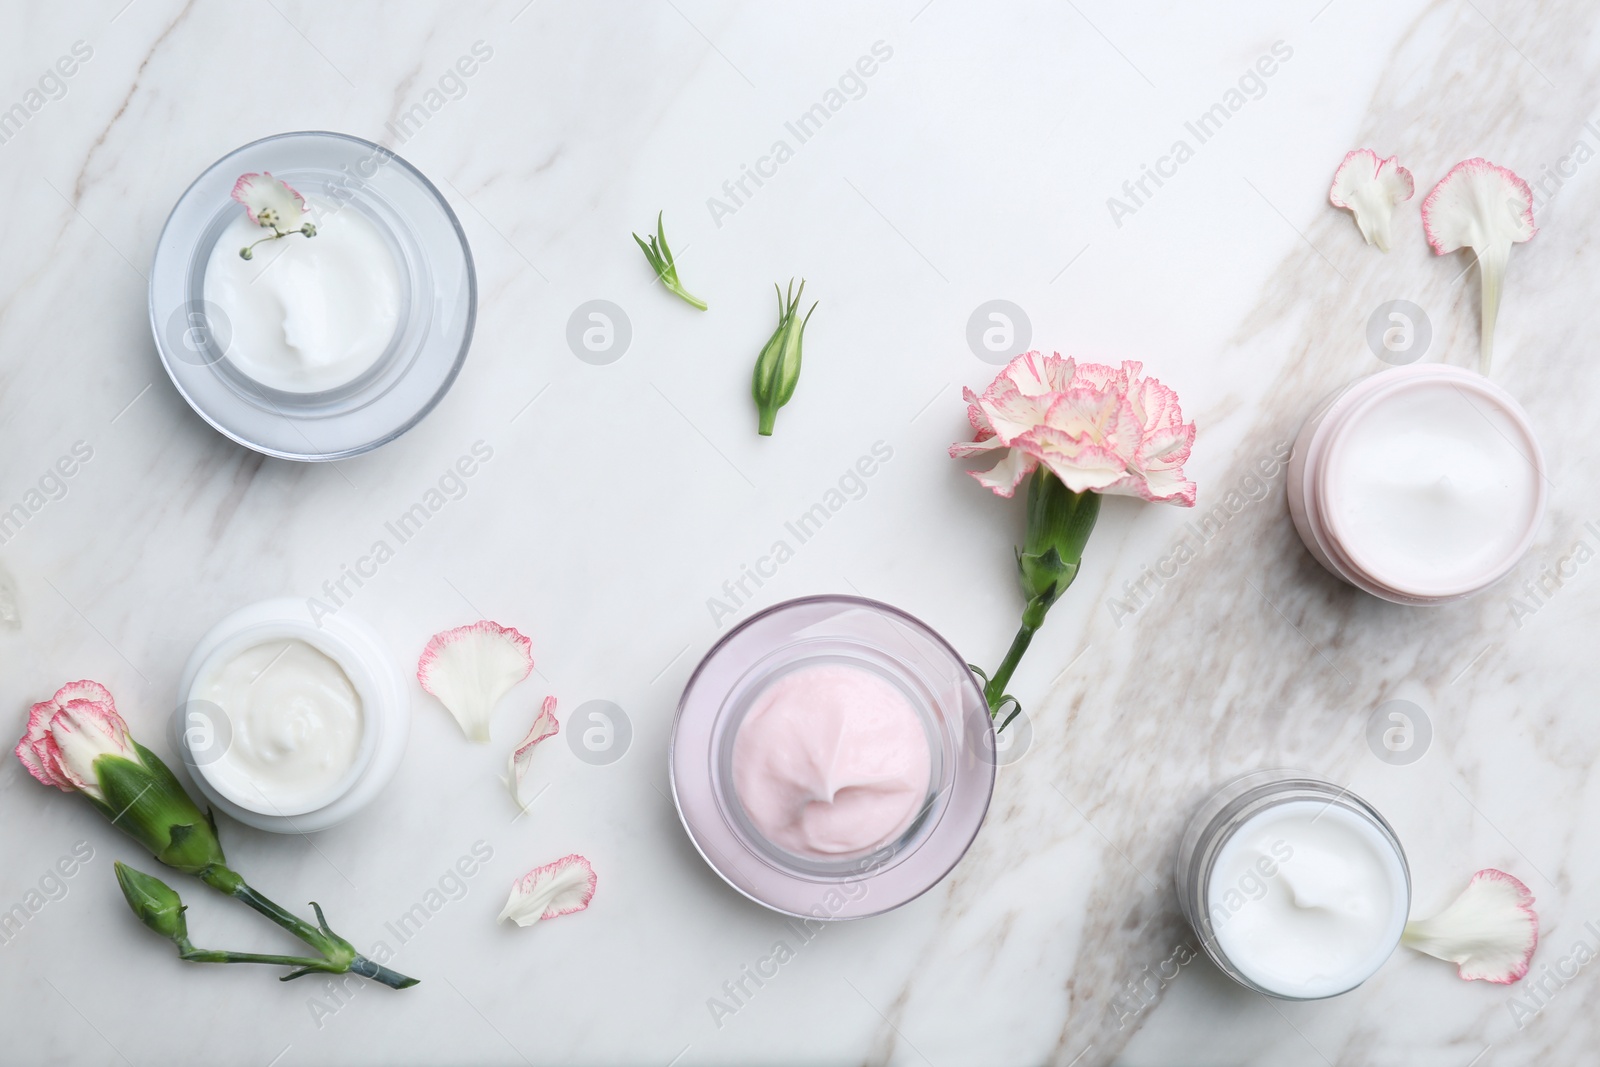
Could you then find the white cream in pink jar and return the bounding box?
[732,663,932,857]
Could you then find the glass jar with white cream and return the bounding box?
[175,598,410,832]
[150,131,476,461]
[1175,771,1410,999]
[1287,363,1546,604]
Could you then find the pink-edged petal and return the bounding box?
[15,680,129,795]
[950,352,1196,507]
[1420,158,1536,372]
[19,696,72,788]
[14,726,69,791]
[968,447,1039,497]
[418,621,534,744]
[47,695,132,798]
[230,172,309,230]
[999,351,1076,398]
[508,696,560,808]
[1068,360,1135,397]
[53,680,115,706]
[1329,149,1415,252]
[1019,425,1128,494]
[964,352,1079,443]
[948,435,1008,460]
[1420,158,1536,255]
[1402,869,1538,984]
[498,854,597,926]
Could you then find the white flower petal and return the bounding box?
[498,854,596,927]
[1402,869,1538,984]
[1329,149,1414,253]
[417,621,534,743]
[1420,158,1537,372]
[508,696,560,808]
[230,171,308,230]
[970,446,1038,497]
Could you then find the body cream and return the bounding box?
[177,598,410,832]
[1177,772,1410,999]
[192,637,364,814]
[204,195,402,393]
[1288,364,1545,604]
[731,662,931,858]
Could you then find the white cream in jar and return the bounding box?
[192,637,365,814]
[204,195,402,393]
[1288,364,1545,604]
[1206,800,1409,999]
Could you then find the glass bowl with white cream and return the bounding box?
[1287,363,1546,604]
[150,131,476,461]
[1175,771,1410,1000]
[174,598,410,832]
[670,595,995,920]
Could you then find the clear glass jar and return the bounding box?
[1175,771,1410,999]
[149,131,476,461]
[670,595,995,920]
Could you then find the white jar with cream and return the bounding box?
[1175,772,1410,999]
[1288,363,1546,604]
[175,598,409,832]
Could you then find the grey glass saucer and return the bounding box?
[149,131,476,461]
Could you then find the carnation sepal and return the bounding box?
[88,742,227,874]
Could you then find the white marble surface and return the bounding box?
[2,1,1598,1064]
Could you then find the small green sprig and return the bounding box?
[633,211,706,310]
[751,279,817,436]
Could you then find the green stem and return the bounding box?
[179,946,337,971]
[983,616,1039,714]
[981,470,1103,720]
[670,284,707,311]
[199,867,330,953]
[196,866,418,989]
[350,955,421,989]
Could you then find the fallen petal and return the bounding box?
[508,696,560,808]
[498,854,596,927]
[1420,158,1536,372]
[1402,868,1538,983]
[417,621,534,743]
[1329,148,1414,252]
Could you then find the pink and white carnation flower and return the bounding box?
[14,680,133,801]
[950,352,1196,507]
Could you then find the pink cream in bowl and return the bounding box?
[669,595,995,920]
[732,663,932,857]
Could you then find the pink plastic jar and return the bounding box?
[1287,364,1546,605]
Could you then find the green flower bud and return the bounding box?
[752,279,816,436]
[114,862,189,945]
